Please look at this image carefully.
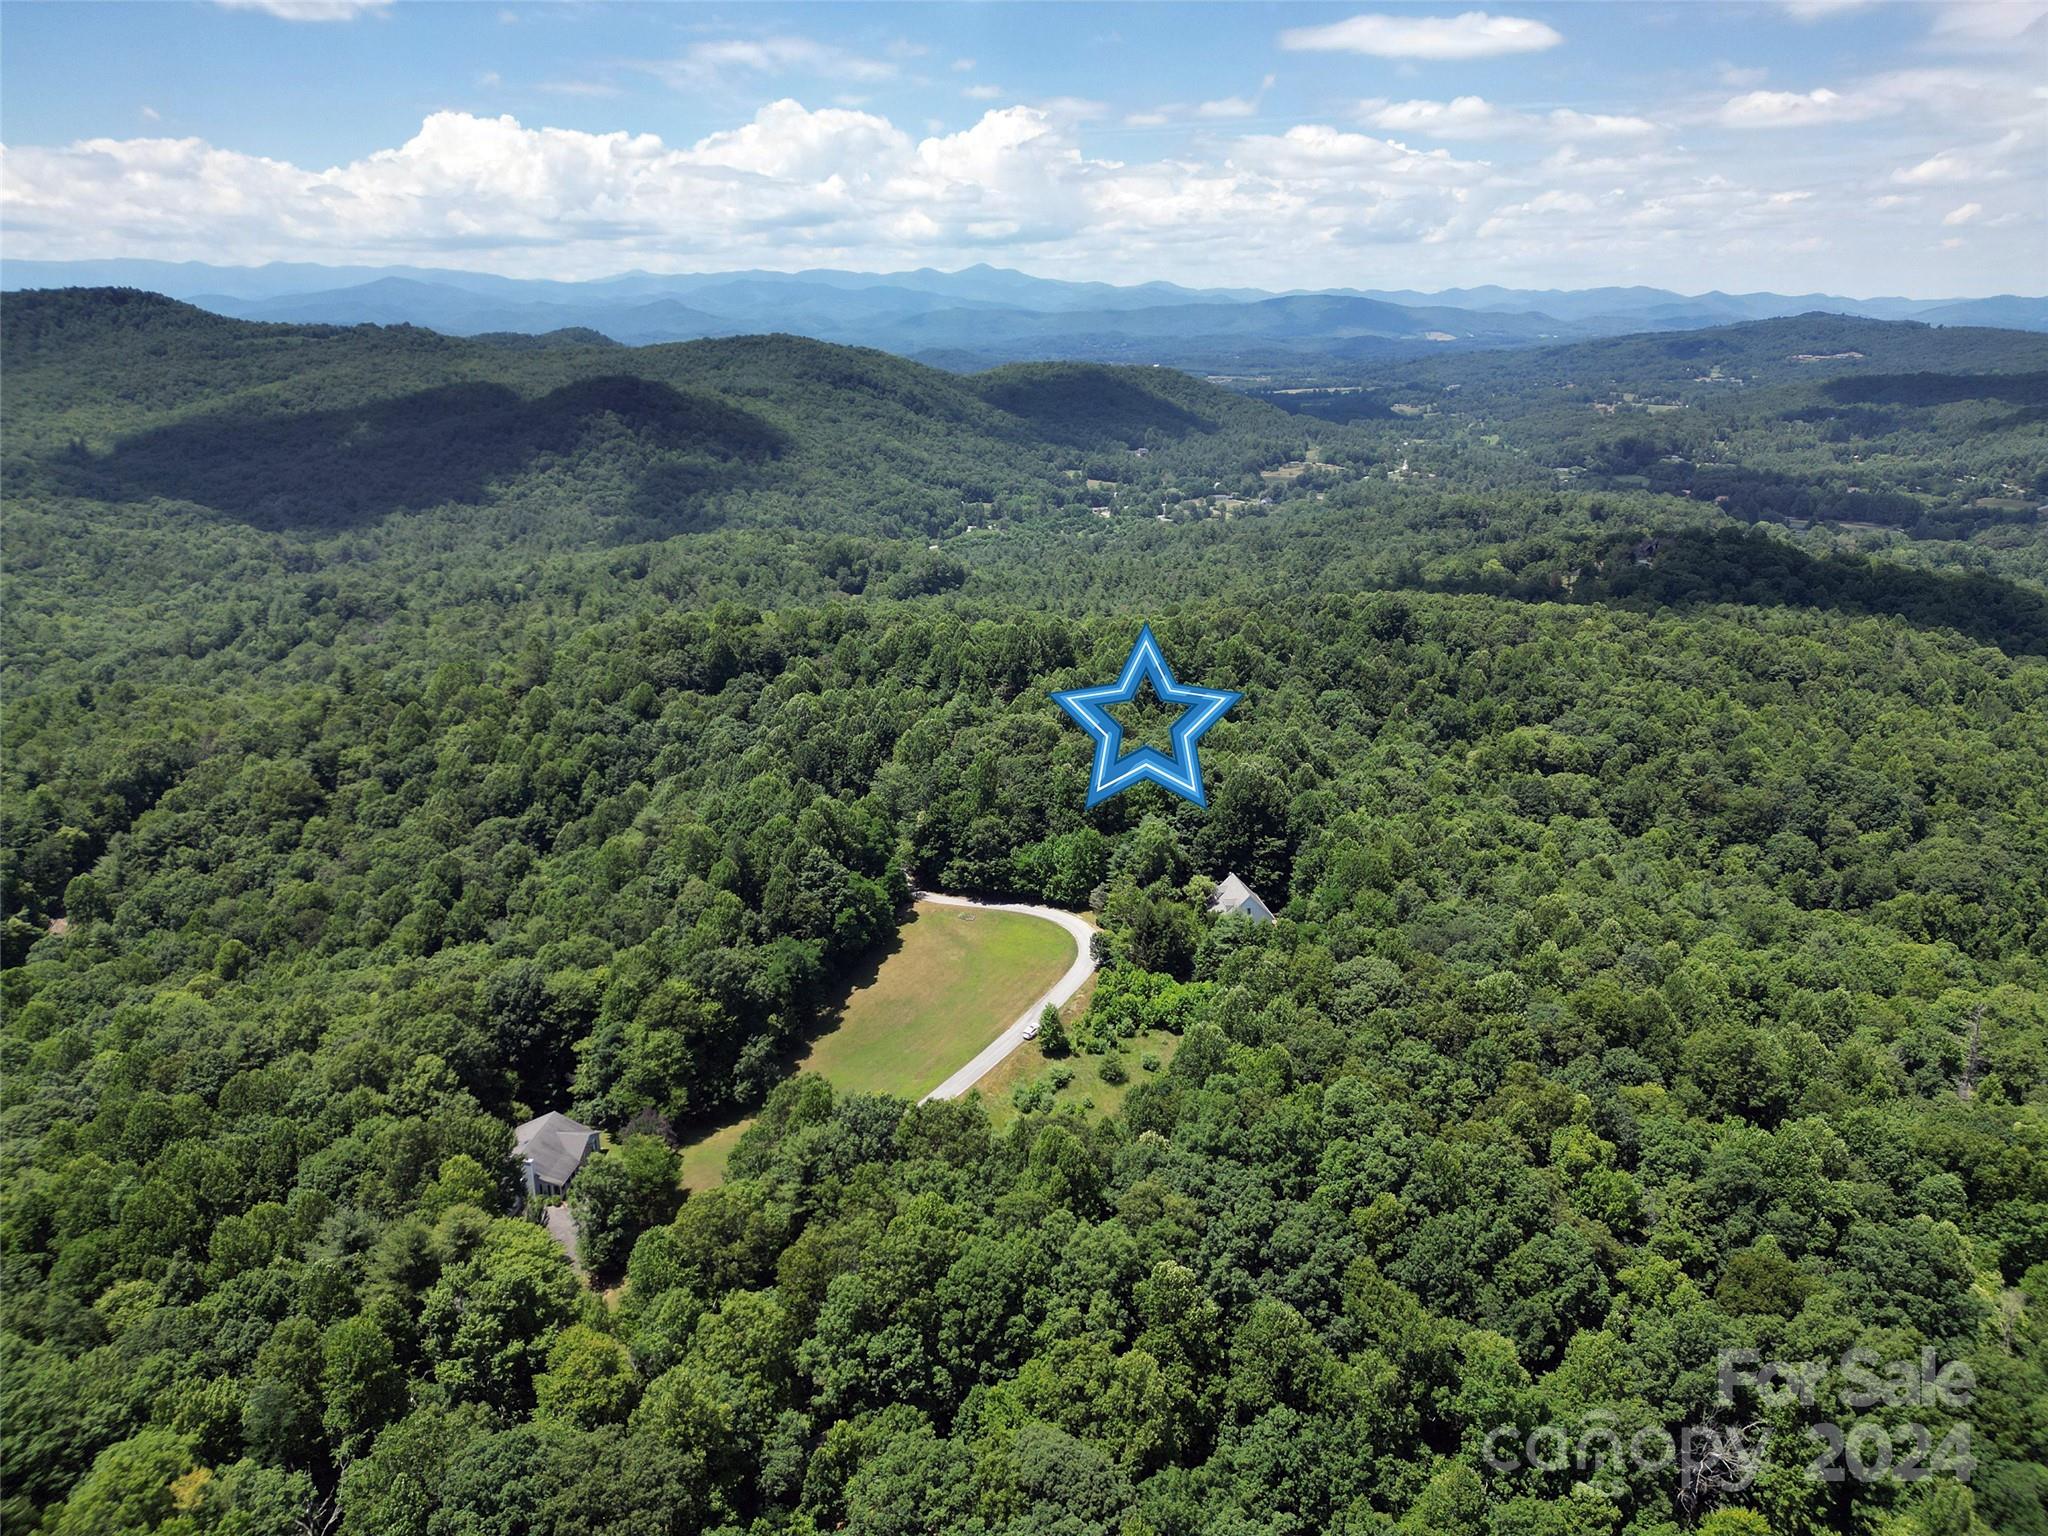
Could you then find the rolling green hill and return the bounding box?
[2,290,1299,539]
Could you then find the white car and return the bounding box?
[1022,1022,1040,1040]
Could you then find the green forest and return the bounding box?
[3,290,2045,1536]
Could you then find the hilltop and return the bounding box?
[1,289,1298,538]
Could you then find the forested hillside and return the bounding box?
[1249,316,2048,559]
[3,290,2045,1536]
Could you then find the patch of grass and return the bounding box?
[679,1117,753,1194]
[981,1028,1180,1130]
[673,899,1077,1189]
[801,901,1075,1096]
[977,971,1180,1132]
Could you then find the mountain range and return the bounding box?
[6,258,2044,372]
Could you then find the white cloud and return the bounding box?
[1231,123,1480,182]
[1890,132,2027,185]
[1280,10,1562,60]
[962,84,1003,101]
[0,106,1483,276]
[951,58,976,73]
[1894,149,1974,185]
[1716,87,1890,129]
[1197,95,1261,120]
[1780,0,1872,19]
[1362,95,1499,136]
[1033,97,1111,124]
[213,0,388,17]
[1477,188,1598,237]
[0,97,2038,294]
[1545,109,1658,139]
[1362,96,1657,141]
[687,100,909,180]
[1125,78,1275,127]
[1851,68,2043,132]
[1927,1,2048,48]
[1943,201,1982,225]
[1537,142,1691,181]
[661,36,898,85]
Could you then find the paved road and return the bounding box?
[914,891,1098,1103]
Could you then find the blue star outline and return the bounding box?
[1052,625,1240,809]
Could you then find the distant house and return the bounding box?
[1209,872,1275,924]
[515,1111,599,1198]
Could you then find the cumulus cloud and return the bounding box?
[1942,201,1982,225]
[0,94,2038,293]
[0,105,1494,278]
[1280,10,1562,60]
[687,100,909,180]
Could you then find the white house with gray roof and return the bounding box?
[1210,872,1275,924]
[514,1111,599,1198]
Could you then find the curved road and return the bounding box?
[913,891,1098,1103]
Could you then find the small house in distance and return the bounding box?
[515,1110,599,1199]
[1210,872,1275,924]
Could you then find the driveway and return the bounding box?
[913,890,1098,1103]
[542,1202,581,1271]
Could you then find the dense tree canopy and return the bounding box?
[2,291,2044,1535]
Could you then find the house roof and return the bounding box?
[1210,872,1275,923]
[515,1111,598,1189]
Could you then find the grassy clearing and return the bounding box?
[797,901,1075,1097]
[675,899,1076,1189]
[975,972,1182,1131]
[679,1118,753,1194]
[978,1028,1181,1131]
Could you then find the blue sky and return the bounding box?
[3,1,2042,295]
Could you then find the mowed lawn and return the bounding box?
[678,1118,753,1194]
[679,900,1076,1190]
